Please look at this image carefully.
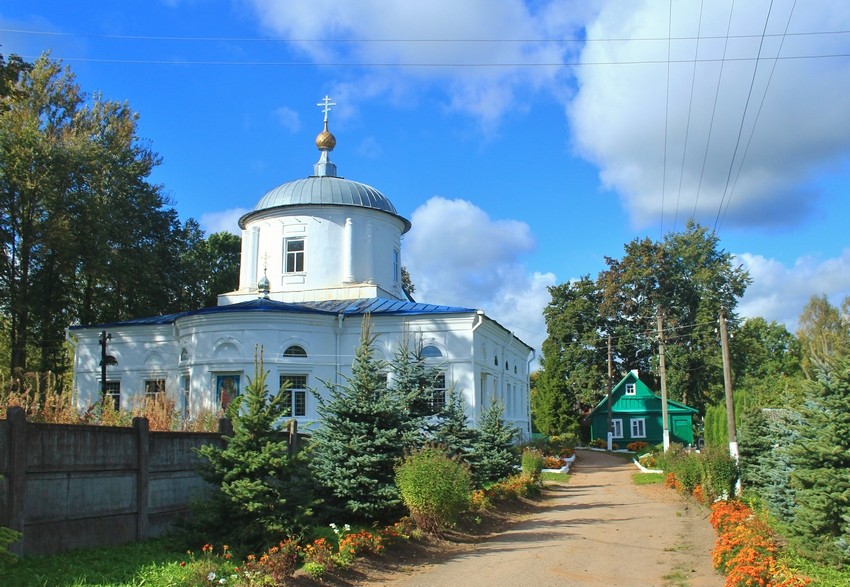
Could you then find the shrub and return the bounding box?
[520,448,544,481]
[700,447,738,501]
[667,450,704,494]
[626,441,648,452]
[395,446,471,534]
[589,438,606,449]
[485,473,539,501]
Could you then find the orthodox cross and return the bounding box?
[317,95,336,123]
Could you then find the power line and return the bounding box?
[712,0,778,234]
[717,0,798,233]
[673,0,705,233]
[10,53,849,68]
[3,27,849,44]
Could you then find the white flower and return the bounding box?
[207,572,216,581]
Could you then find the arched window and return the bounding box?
[179,348,189,363]
[421,345,442,359]
[505,360,509,371]
[284,345,307,357]
[494,355,499,366]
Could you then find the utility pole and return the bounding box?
[607,334,613,451]
[719,309,740,492]
[657,309,670,452]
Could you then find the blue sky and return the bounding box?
[3,0,850,358]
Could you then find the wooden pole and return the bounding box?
[657,309,670,452]
[719,309,740,493]
[607,334,613,451]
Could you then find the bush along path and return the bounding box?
[359,449,723,587]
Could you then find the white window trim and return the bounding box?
[283,237,306,274]
[631,417,647,438]
[625,383,636,396]
[611,418,624,438]
[280,373,309,418]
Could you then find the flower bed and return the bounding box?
[709,500,810,587]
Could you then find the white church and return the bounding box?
[68,99,533,434]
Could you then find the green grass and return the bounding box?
[632,472,665,485]
[540,471,570,484]
[782,551,850,586]
[0,539,210,587]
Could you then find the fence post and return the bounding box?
[133,417,150,541]
[6,406,26,556]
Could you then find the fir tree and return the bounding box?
[195,348,314,548]
[431,386,478,462]
[470,399,519,487]
[739,407,799,521]
[387,335,442,442]
[309,317,416,523]
[788,353,850,565]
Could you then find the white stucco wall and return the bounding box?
[235,205,406,303]
[69,309,532,435]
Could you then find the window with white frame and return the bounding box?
[280,374,307,417]
[104,380,120,411]
[393,249,400,284]
[145,378,165,399]
[283,345,307,357]
[284,238,305,273]
[427,373,447,413]
[631,417,646,438]
[611,418,623,438]
[625,383,636,396]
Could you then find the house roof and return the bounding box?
[589,370,699,416]
[68,297,476,330]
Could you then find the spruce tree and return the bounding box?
[788,353,850,565]
[470,399,519,487]
[739,407,799,520]
[432,386,478,461]
[387,336,442,442]
[309,318,415,522]
[195,348,314,548]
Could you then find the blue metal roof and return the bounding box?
[302,298,475,315]
[240,176,411,233]
[69,298,475,330]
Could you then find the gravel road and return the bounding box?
[376,449,723,587]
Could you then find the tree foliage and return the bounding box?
[195,349,314,549]
[470,399,518,487]
[0,53,240,376]
[797,294,850,380]
[534,275,606,435]
[536,221,750,431]
[309,318,420,523]
[788,352,850,565]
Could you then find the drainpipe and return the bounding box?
[471,310,485,425]
[335,313,345,386]
[526,348,536,439]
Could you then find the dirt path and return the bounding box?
[370,450,722,587]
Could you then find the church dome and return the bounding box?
[239,98,410,232]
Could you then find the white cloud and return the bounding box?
[735,249,850,332]
[246,0,576,126]
[568,0,850,229]
[403,197,554,357]
[272,106,301,132]
[199,208,249,235]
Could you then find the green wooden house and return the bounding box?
[589,370,699,446]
